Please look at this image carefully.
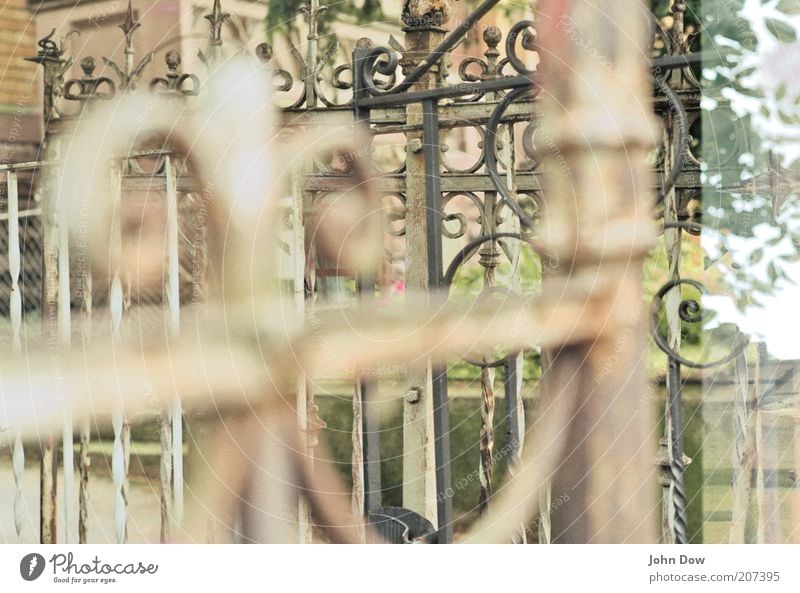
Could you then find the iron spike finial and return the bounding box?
[119,0,141,53]
[300,0,327,42]
[205,0,230,47]
[295,0,331,109]
[103,0,153,92]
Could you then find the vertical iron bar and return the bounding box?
[291,151,313,544]
[160,154,179,541]
[661,1,687,540]
[302,0,320,109]
[7,171,21,353]
[536,351,551,545]
[351,381,365,525]
[109,159,128,544]
[160,408,174,542]
[478,365,495,513]
[503,357,521,461]
[422,98,452,543]
[478,193,498,515]
[496,103,527,542]
[422,100,443,289]
[166,155,183,526]
[78,418,90,543]
[353,45,382,517]
[28,30,67,546]
[78,221,93,543]
[7,170,26,543]
[668,357,688,544]
[57,179,74,544]
[40,438,57,543]
[171,398,183,525]
[357,277,382,514]
[41,147,60,544]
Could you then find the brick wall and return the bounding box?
[0,0,38,106]
[0,0,40,163]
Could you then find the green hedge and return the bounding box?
[316,393,535,520]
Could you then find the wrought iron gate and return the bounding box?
[0,0,765,544]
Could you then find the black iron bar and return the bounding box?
[356,279,383,514]
[359,50,718,111]
[359,74,534,109]
[353,46,383,515]
[667,357,689,544]
[422,98,453,543]
[503,356,521,463]
[650,49,732,71]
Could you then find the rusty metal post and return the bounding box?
[400,4,452,533]
[28,35,69,545]
[76,152,93,543]
[536,0,658,543]
[39,192,59,548]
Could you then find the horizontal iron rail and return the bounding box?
[300,169,704,193]
[650,49,733,71]
[359,50,726,110]
[0,208,42,221]
[358,74,534,109]
[0,149,174,172]
[0,160,59,172]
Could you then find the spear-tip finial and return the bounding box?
[119,0,141,49]
[205,0,230,47]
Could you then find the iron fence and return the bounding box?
[0,0,772,544]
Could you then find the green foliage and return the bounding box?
[319,389,706,536]
[317,394,529,520]
[266,0,385,42]
[699,0,800,314]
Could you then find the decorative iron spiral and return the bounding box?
[654,75,690,203]
[669,439,690,544]
[444,232,540,368]
[505,20,537,76]
[485,86,538,229]
[650,278,749,369]
[361,47,400,96]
